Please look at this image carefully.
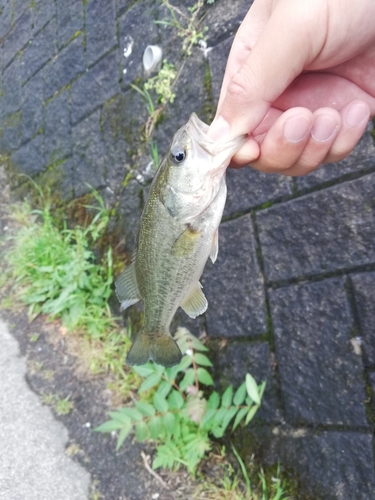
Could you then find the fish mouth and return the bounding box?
[186,112,246,158]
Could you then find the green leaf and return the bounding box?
[156,380,173,398]
[163,412,176,432]
[193,353,213,367]
[221,406,238,432]
[233,382,247,406]
[207,391,220,410]
[94,419,123,432]
[139,372,162,393]
[135,421,149,442]
[199,408,216,429]
[133,364,154,377]
[179,368,195,391]
[149,415,163,440]
[221,386,233,408]
[214,408,226,424]
[245,404,260,425]
[116,420,132,450]
[246,373,260,404]
[153,393,169,413]
[108,411,130,424]
[232,407,249,431]
[177,355,193,370]
[197,367,214,386]
[135,401,156,417]
[118,407,143,421]
[168,389,185,410]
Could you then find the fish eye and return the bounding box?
[171,147,186,165]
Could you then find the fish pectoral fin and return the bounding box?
[180,282,208,318]
[210,229,219,263]
[115,262,142,311]
[172,225,202,257]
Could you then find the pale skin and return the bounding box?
[208,0,375,176]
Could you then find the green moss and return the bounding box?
[258,200,274,210]
[3,111,22,128]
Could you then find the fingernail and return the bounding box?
[311,115,338,142]
[207,115,231,142]
[345,103,369,128]
[283,116,310,143]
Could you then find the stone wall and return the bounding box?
[1,1,375,498]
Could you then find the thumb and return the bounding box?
[208,0,326,141]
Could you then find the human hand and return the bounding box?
[208,0,375,176]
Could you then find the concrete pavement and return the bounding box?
[0,318,90,500]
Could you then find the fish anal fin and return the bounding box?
[115,262,142,311]
[210,229,219,263]
[180,282,208,318]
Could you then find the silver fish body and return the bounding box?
[115,113,245,367]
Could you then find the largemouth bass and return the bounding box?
[115,113,245,367]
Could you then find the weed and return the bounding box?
[144,59,177,105]
[96,327,266,475]
[42,393,73,415]
[156,0,208,56]
[5,183,115,339]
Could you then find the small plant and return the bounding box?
[42,393,73,415]
[95,327,265,475]
[5,183,115,339]
[156,0,208,56]
[131,60,177,141]
[144,59,177,105]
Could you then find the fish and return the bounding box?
[115,113,245,367]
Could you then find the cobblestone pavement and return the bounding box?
[1,0,375,498]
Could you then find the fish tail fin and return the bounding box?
[126,331,182,368]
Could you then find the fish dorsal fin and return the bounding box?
[210,229,219,263]
[180,282,208,318]
[115,262,142,311]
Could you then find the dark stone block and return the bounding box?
[257,429,375,500]
[257,173,375,283]
[3,8,32,69]
[205,0,250,46]
[351,272,375,366]
[224,167,292,217]
[152,51,210,157]
[10,134,45,176]
[71,51,120,125]
[21,74,44,142]
[43,156,75,200]
[297,124,375,191]
[100,90,148,192]
[213,341,282,424]
[44,35,85,100]
[118,0,159,88]
[3,59,22,116]
[115,179,145,253]
[21,17,57,84]
[32,0,56,35]
[203,215,267,338]
[207,35,233,104]
[44,90,71,165]
[0,112,22,153]
[13,0,29,23]
[369,372,375,411]
[0,1,12,39]
[57,0,83,48]
[86,0,117,67]
[269,278,368,426]
[72,111,106,197]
